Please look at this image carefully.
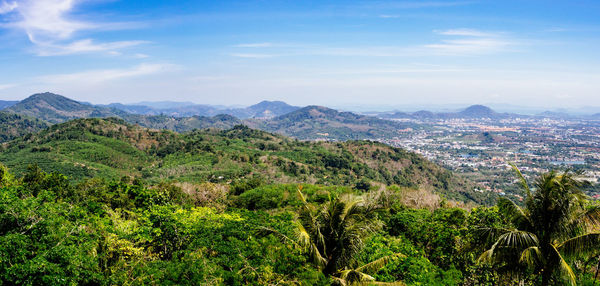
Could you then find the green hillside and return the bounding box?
[0,118,492,204]
[0,111,49,142]
[252,105,418,140]
[124,113,242,132]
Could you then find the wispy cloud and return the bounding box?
[1,0,146,56]
[366,1,473,9]
[0,1,17,14]
[0,83,16,90]
[36,39,149,56]
[39,63,178,84]
[233,42,273,48]
[435,28,495,37]
[230,53,275,58]
[426,29,515,55]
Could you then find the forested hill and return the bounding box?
[0,117,492,204]
[4,93,420,141]
[251,105,415,140]
[0,111,50,142]
[5,92,127,123]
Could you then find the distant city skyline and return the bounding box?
[1,0,599,109]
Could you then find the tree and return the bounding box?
[260,187,404,285]
[478,166,600,285]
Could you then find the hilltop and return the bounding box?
[5,92,126,123]
[380,105,510,120]
[254,105,416,140]
[109,99,300,119]
[5,93,419,141]
[0,118,493,204]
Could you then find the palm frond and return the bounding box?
[355,252,406,274]
[574,206,600,231]
[557,233,600,258]
[477,249,494,264]
[491,230,538,251]
[509,163,532,199]
[497,198,531,230]
[474,226,512,245]
[551,244,576,286]
[519,246,542,267]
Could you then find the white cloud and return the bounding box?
[0,83,16,90]
[435,29,495,37]
[426,29,515,55]
[35,38,148,56]
[2,0,146,56]
[39,63,178,84]
[0,1,17,14]
[233,42,273,48]
[230,53,275,58]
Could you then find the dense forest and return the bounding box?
[1,153,600,284]
[0,118,598,285]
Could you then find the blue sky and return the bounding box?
[0,0,599,110]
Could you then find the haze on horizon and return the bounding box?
[0,0,599,110]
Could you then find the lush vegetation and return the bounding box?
[0,112,49,142]
[0,118,491,204]
[1,161,599,285]
[250,105,420,140]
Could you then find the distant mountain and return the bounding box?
[104,103,156,115]
[6,92,126,123]
[380,105,512,120]
[124,114,242,132]
[0,100,18,110]
[110,100,300,119]
[379,111,412,119]
[0,111,49,142]
[536,111,573,119]
[254,105,414,140]
[412,110,437,119]
[458,105,498,118]
[240,100,300,118]
[135,101,197,109]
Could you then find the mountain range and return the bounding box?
[0,92,412,141]
[105,99,300,119]
[2,92,600,144]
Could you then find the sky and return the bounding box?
[0,0,599,111]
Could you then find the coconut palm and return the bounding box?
[260,187,404,285]
[478,166,600,285]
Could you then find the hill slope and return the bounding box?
[0,100,18,110]
[6,92,126,123]
[0,111,50,142]
[255,105,416,140]
[0,118,493,204]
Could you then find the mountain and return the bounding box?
[0,111,49,142]
[104,103,157,115]
[458,105,498,118]
[379,105,511,120]
[110,100,300,119]
[124,114,242,132]
[254,105,416,140]
[0,100,18,110]
[135,101,197,109]
[237,100,300,118]
[6,92,126,123]
[0,117,493,204]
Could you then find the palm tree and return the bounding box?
[260,187,404,285]
[478,166,600,285]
